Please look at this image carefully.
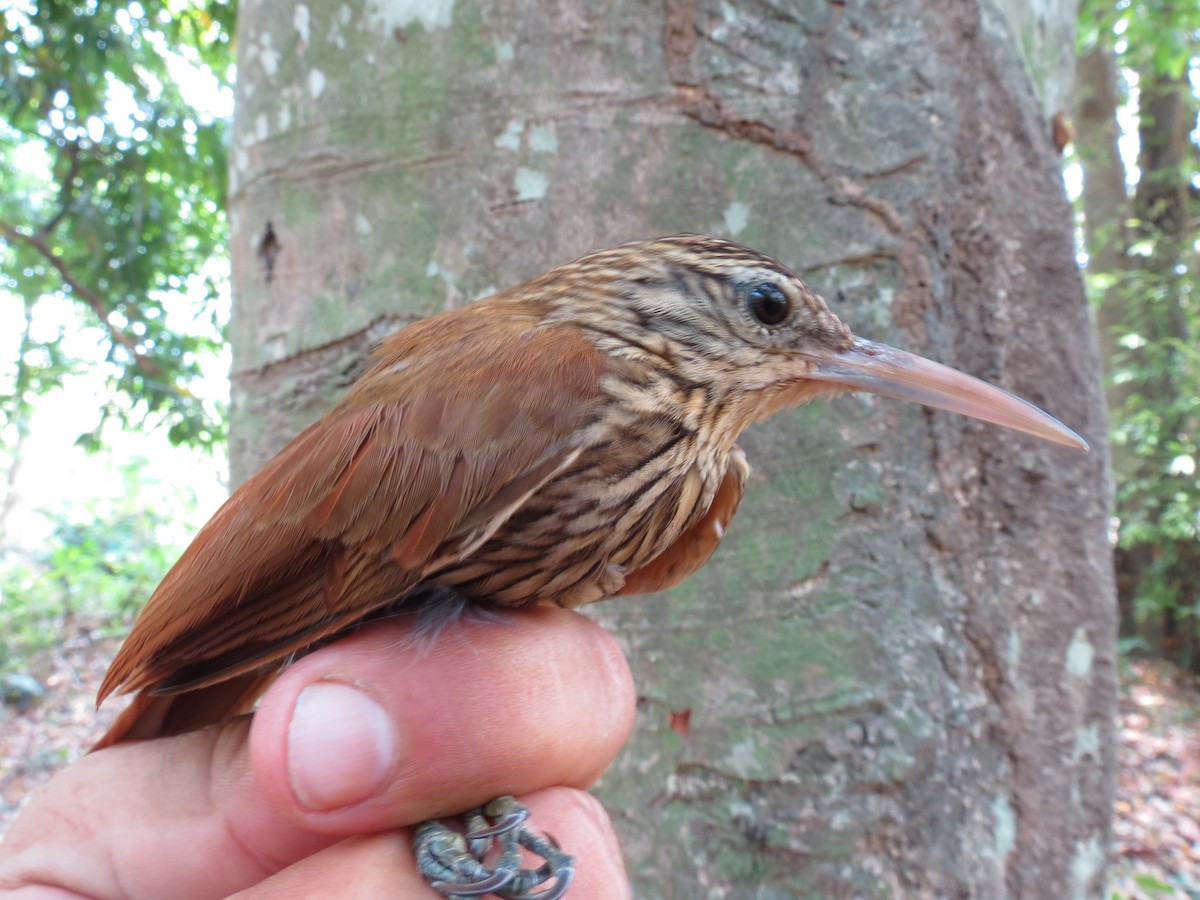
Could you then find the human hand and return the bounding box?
[0,608,635,899]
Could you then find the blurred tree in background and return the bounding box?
[0,0,234,660]
[0,0,235,467]
[1074,0,1200,670]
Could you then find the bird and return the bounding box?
[94,234,1086,898]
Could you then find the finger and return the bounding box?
[229,832,419,900]
[250,606,635,833]
[0,607,634,900]
[231,788,629,900]
[520,789,630,900]
[0,722,273,900]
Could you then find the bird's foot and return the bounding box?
[415,796,575,899]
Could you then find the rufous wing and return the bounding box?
[96,307,612,744]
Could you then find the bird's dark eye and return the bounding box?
[746,283,790,326]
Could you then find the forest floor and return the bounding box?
[0,619,1197,898]
[1109,658,1200,899]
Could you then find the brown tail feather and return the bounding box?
[92,669,279,751]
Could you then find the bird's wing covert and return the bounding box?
[99,313,610,699]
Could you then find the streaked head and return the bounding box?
[541,234,1087,450]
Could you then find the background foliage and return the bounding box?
[1075,0,1200,668]
[0,0,235,453]
[0,457,195,671]
[0,0,235,677]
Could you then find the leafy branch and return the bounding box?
[0,0,236,451]
[1,220,168,381]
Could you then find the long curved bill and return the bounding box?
[804,338,1088,450]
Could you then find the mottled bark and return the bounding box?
[228,1,1115,896]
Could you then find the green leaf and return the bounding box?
[0,0,235,452]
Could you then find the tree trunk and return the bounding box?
[1073,41,1139,639]
[227,0,1116,896]
[1074,44,1129,415]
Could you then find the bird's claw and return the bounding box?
[415,796,575,899]
[464,797,530,839]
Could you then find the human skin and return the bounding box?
[0,608,635,899]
